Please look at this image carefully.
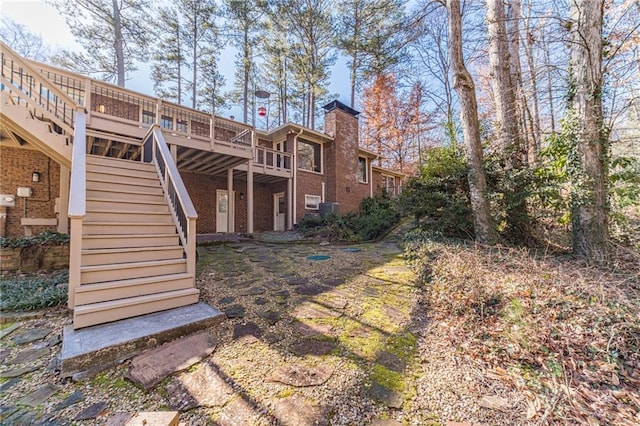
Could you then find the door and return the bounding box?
[273,192,286,231]
[216,190,234,233]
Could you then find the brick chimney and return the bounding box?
[322,100,363,214]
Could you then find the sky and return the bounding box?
[0,0,354,122]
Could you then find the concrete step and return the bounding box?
[83,222,177,235]
[81,246,184,266]
[74,272,194,305]
[82,234,180,249]
[84,210,174,223]
[72,287,200,329]
[86,197,169,213]
[81,258,187,284]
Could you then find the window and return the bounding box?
[358,157,368,183]
[142,110,155,125]
[382,175,396,195]
[305,195,321,210]
[160,115,173,130]
[298,139,321,173]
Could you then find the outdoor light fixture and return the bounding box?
[239,192,245,200]
[32,171,40,182]
[98,104,106,113]
[257,106,267,117]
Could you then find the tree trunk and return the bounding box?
[112,0,125,87]
[447,0,497,245]
[569,0,608,262]
[243,24,249,124]
[523,0,541,158]
[487,0,531,241]
[541,29,556,134]
[192,20,198,109]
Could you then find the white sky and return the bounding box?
[0,0,353,121]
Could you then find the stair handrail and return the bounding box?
[142,125,198,275]
[0,41,80,132]
[67,112,87,309]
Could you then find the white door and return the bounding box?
[216,190,234,233]
[273,192,286,231]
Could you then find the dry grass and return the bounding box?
[404,230,640,425]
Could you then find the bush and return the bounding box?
[399,145,474,238]
[0,231,69,249]
[298,194,400,242]
[0,271,68,311]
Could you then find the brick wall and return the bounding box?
[296,170,324,223]
[0,146,61,237]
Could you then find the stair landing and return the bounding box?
[60,302,224,379]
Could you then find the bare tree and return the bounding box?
[0,17,49,61]
[447,0,497,244]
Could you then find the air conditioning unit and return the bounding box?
[319,202,340,217]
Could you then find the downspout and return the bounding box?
[292,127,304,226]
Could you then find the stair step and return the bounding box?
[86,188,165,203]
[83,222,177,235]
[74,273,194,305]
[81,258,187,284]
[82,234,180,249]
[73,288,200,329]
[84,210,174,223]
[81,246,184,266]
[87,197,169,213]
[86,179,163,195]
[87,155,156,171]
[87,163,159,180]
[87,171,161,187]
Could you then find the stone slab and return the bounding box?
[12,328,52,345]
[166,363,233,410]
[0,366,37,378]
[271,395,327,426]
[60,303,224,378]
[125,411,180,426]
[268,363,334,387]
[126,331,216,390]
[74,401,108,420]
[8,347,49,365]
[216,397,262,426]
[17,384,58,407]
[0,323,20,339]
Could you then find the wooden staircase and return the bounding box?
[71,155,200,328]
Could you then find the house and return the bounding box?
[0,41,403,329]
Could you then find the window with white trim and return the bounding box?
[382,175,396,195]
[358,157,368,183]
[305,195,321,210]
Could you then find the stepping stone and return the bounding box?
[218,296,236,305]
[167,363,233,410]
[264,332,284,344]
[375,351,406,373]
[367,383,403,408]
[259,310,282,325]
[126,332,216,390]
[268,363,334,387]
[294,322,336,338]
[0,366,38,378]
[263,281,282,291]
[363,286,381,297]
[254,297,269,306]
[12,328,52,345]
[8,347,49,365]
[275,290,290,298]
[126,411,180,426]
[216,398,262,426]
[74,401,108,421]
[53,391,84,411]
[105,412,134,426]
[239,286,266,296]
[4,407,36,424]
[287,277,309,286]
[384,306,407,325]
[289,339,336,357]
[0,323,20,340]
[321,295,348,310]
[271,395,328,426]
[324,278,345,287]
[0,377,20,392]
[18,384,58,407]
[341,247,361,253]
[43,334,62,348]
[307,255,330,261]
[233,323,263,340]
[293,302,342,320]
[294,285,330,296]
[224,305,246,319]
[0,348,11,361]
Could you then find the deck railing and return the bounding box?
[254,146,292,173]
[142,126,197,276]
[30,60,253,151]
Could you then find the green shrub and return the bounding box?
[0,231,69,249]
[299,213,357,241]
[0,271,68,311]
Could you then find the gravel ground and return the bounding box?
[0,223,523,425]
